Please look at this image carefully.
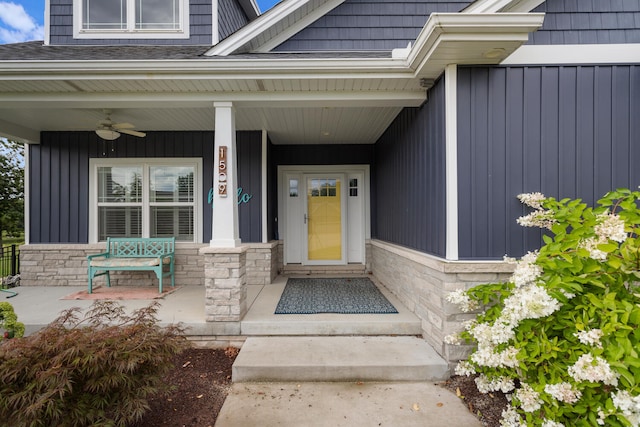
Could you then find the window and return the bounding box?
[74,0,189,39]
[91,159,202,242]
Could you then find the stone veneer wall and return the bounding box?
[370,240,514,368]
[20,242,279,287]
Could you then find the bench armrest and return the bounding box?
[87,252,110,260]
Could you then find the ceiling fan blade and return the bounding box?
[112,122,135,130]
[119,129,146,138]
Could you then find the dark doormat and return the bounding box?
[275,277,398,314]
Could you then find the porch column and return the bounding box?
[211,101,241,248]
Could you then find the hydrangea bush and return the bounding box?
[446,188,640,427]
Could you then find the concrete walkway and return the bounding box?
[215,381,482,427]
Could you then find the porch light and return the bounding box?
[96,129,121,140]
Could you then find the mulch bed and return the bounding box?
[131,347,238,427]
[440,375,509,427]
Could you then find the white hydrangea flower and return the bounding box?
[580,236,608,261]
[502,284,561,323]
[510,251,543,288]
[474,374,515,394]
[471,344,519,369]
[541,420,565,427]
[514,383,542,413]
[445,288,479,312]
[500,406,526,427]
[544,382,582,403]
[568,354,619,386]
[597,407,607,426]
[595,213,627,243]
[444,332,463,345]
[612,390,640,427]
[574,329,604,349]
[517,192,547,210]
[517,209,557,229]
[454,360,476,377]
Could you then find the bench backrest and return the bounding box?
[106,237,175,258]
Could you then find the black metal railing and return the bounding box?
[0,244,20,277]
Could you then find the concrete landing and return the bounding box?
[241,279,422,336]
[232,336,450,383]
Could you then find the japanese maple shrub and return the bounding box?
[0,300,188,427]
[446,188,640,426]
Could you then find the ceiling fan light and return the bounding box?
[96,129,121,140]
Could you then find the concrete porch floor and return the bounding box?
[8,274,422,339]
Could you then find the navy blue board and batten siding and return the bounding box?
[372,78,447,258]
[274,0,472,51]
[529,0,640,45]
[456,65,640,260]
[29,131,263,244]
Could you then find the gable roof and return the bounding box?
[207,0,346,55]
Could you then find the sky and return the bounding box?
[0,0,281,44]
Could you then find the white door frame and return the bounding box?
[278,165,370,266]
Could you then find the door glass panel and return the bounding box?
[307,178,341,260]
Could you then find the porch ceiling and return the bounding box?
[0,12,544,145]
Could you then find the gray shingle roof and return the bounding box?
[0,41,392,61]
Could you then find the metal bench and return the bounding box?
[87,237,175,294]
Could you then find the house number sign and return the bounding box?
[218,146,227,197]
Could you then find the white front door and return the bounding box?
[280,166,368,266]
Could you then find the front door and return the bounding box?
[281,166,367,266]
[306,175,344,263]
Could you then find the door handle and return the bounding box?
[304,213,309,224]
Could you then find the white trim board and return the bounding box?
[444,64,459,261]
[503,44,640,65]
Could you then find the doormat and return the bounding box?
[275,277,398,314]
[61,286,181,300]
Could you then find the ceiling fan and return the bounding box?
[95,110,146,140]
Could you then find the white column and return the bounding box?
[445,64,459,261]
[210,102,241,247]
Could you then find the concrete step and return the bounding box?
[232,336,449,383]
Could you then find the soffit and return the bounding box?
[0,13,544,144]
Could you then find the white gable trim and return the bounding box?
[465,0,545,13]
[253,0,345,53]
[502,44,640,65]
[44,0,51,46]
[206,0,345,56]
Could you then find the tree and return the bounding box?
[0,139,24,246]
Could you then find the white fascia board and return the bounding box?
[502,44,640,65]
[500,0,545,12]
[406,13,545,75]
[465,0,544,13]
[206,0,339,56]
[0,90,426,108]
[0,57,410,76]
[464,0,513,13]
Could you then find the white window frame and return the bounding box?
[89,158,203,243]
[73,0,190,40]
